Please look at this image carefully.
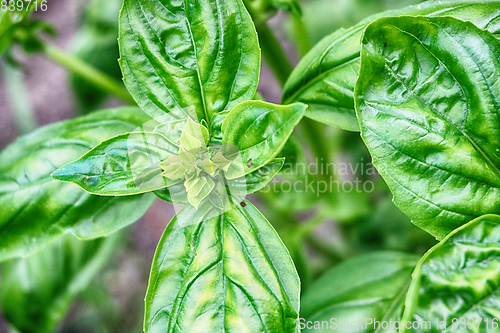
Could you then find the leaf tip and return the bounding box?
[50,167,67,181]
[51,164,83,183]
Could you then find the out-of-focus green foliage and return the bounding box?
[70,0,122,113]
[301,252,419,333]
[222,101,306,178]
[0,0,53,57]
[52,131,178,195]
[1,233,122,333]
[297,0,422,46]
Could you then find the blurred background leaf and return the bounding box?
[0,232,123,333]
[289,0,424,46]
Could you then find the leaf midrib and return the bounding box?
[283,54,361,106]
[237,111,300,155]
[364,105,500,189]
[154,206,297,332]
[183,0,210,124]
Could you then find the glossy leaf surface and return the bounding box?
[53,132,178,195]
[0,233,121,333]
[401,214,500,332]
[154,183,188,204]
[283,0,500,131]
[222,100,306,179]
[301,252,418,332]
[228,158,284,195]
[0,108,155,262]
[119,0,260,122]
[144,200,300,332]
[209,110,229,145]
[356,16,500,239]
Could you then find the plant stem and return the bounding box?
[253,20,294,87]
[305,234,345,262]
[297,210,328,237]
[2,59,38,134]
[300,117,331,171]
[41,43,135,105]
[290,14,311,57]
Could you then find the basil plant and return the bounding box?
[1,0,304,331]
[5,0,500,332]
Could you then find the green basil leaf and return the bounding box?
[228,158,284,195]
[0,232,121,333]
[356,16,500,240]
[222,100,306,179]
[154,183,188,204]
[323,190,372,224]
[301,251,419,333]
[0,10,17,56]
[209,110,230,144]
[154,119,187,146]
[118,0,260,122]
[0,107,155,262]
[144,200,300,332]
[179,117,210,152]
[283,0,500,131]
[401,214,500,332]
[52,132,178,195]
